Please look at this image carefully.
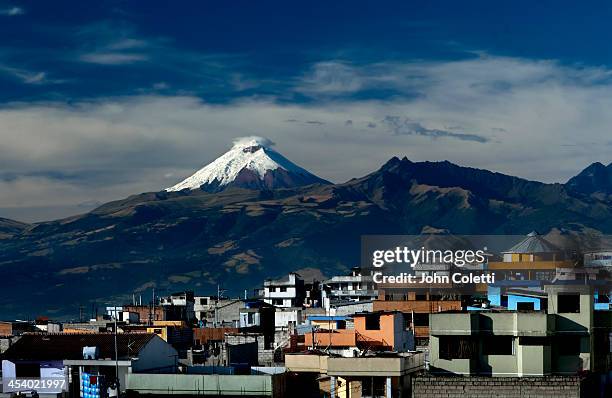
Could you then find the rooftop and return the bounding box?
[1,333,156,361]
[503,231,561,254]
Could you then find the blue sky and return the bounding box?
[2,1,612,221]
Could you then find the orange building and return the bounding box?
[305,311,413,352]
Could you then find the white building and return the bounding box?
[263,272,304,308]
[194,296,216,322]
[584,250,612,267]
[321,268,378,310]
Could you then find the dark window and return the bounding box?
[516,302,535,311]
[430,294,442,301]
[361,377,385,396]
[413,313,429,327]
[364,314,380,330]
[15,363,40,378]
[415,294,427,301]
[519,336,549,346]
[280,286,287,292]
[439,336,476,359]
[558,294,580,313]
[597,294,610,304]
[557,336,582,355]
[483,336,514,355]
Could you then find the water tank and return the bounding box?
[83,346,99,360]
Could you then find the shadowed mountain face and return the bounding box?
[0,218,30,239]
[566,162,612,197]
[1,158,611,318]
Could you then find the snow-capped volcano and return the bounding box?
[166,136,330,192]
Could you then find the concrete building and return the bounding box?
[194,296,217,322]
[488,232,573,282]
[305,311,414,354]
[429,284,610,377]
[285,351,424,398]
[330,300,374,316]
[263,273,305,308]
[321,268,377,310]
[374,283,463,346]
[2,333,177,396]
[125,371,286,397]
[159,291,196,323]
[584,250,612,267]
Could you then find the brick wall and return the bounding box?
[412,375,597,398]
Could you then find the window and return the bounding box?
[519,336,549,346]
[279,286,287,292]
[364,314,381,330]
[413,313,429,327]
[439,336,476,359]
[483,336,514,355]
[15,363,40,378]
[415,294,427,301]
[557,336,582,355]
[361,377,385,397]
[516,302,535,311]
[558,294,580,313]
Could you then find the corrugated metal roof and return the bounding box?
[503,231,561,254]
[1,333,156,361]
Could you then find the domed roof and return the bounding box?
[502,231,561,254]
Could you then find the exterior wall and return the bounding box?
[331,301,374,316]
[123,305,166,322]
[304,329,357,348]
[126,373,285,397]
[193,327,239,345]
[412,375,594,398]
[274,309,301,329]
[133,335,178,373]
[354,313,408,350]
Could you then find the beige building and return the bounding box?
[285,352,424,397]
[428,284,609,376]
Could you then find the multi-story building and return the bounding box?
[584,250,612,267]
[429,284,612,377]
[488,231,572,282]
[285,351,424,398]
[263,272,305,308]
[321,268,378,310]
[194,296,216,322]
[159,291,195,323]
[374,282,464,346]
[304,310,414,354]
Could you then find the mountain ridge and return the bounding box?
[1,157,611,319]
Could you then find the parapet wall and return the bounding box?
[412,375,599,398]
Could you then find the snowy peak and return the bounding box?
[166,136,330,192]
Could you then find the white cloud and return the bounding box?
[2,55,612,221]
[80,52,148,65]
[0,64,55,85]
[0,6,24,16]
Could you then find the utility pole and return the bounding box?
[114,305,120,393]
